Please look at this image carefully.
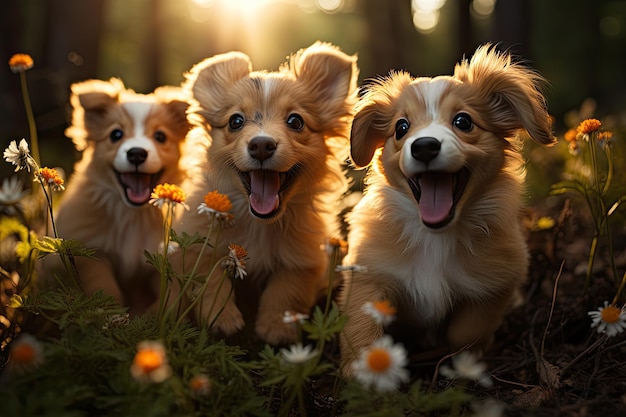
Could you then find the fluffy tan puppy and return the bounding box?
[173,42,358,345]
[339,45,555,374]
[55,78,190,313]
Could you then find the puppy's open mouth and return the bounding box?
[116,170,163,206]
[407,168,470,229]
[239,165,301,219]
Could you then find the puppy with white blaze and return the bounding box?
[172,42,358,345]
[54,78,190,314]
[339,45,555,375]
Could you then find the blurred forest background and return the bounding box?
[1,0,625,179]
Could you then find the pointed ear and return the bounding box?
[184,52,252,125]
[291,42,358,119]
[71,77,123,111]
[154,86,192,139]
[455,44,556,145]
[65,78,125,151]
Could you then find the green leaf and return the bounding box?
[33,236,96,258]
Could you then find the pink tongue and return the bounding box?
[250,170,280,215]
[120,173,152,205]
[417,172,454,225]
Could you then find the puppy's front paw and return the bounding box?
[255,312,297,345]
[211,303,245,336]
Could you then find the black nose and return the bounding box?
[127,147,148,166]
[248,136,277,162]
[411,137,441,163]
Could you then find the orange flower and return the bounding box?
[130,340,171,383]
[8,333,44,373]
[197,190,233,219]
[9,53,34,73]
[596,130,613,143]
[150,183,189,209]
[203,190,232,212]
[35,167,65,191]
[228,243,247,260]
[563,129,577,143]
[323,237,348,256]
[363,300,397,326]
[576,119,602,135]
[189,374,212,396]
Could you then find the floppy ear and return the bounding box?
[350,72,413,168]
[65,78,125,151]
[290,42,358,124]
[184,52,252,125]
[350,99,387,168]
[455,44,556,145]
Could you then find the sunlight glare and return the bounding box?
[317,0,343,13]
[471,0,496,18]
[412,0,446,33]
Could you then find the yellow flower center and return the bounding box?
[133,349,163,373]
[152,183,186,204]
[373,300,397,316]
[203,190,232,212]
[576,118,602,135]
[601,306,621,324]
[11,343,35,364]
[536,216,555,230]
[366,348,391,373]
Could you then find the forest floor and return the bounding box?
[1,194,625,417]
[297,196,626,417]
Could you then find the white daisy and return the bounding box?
[335,264,368,273]
[158,240,180,255]
[352,335,409,392]
[0,176,28,205]
[282,310,309,324]
[280,343,318,364]
[362,300,397,326]
[440,350,493,387]
[3,139,35,172]
[221,244,247,280]
[588,301,626,337]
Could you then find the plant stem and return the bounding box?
[157,202,174,323]
[612,272,626,305]
[19,71,40,167]
[584,234,599,291]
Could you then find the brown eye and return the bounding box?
[453,113,473,131]
[286,113,304,131]
[228,114,245,131]
[395,119,410,140]
[154,130,166,143]
[110,128,123,142]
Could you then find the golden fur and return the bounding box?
[54,78,190,313]
[172,42,358,344]
[339,45,555,374]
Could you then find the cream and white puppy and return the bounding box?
[55,78,190,313]
[339,45,555,374]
